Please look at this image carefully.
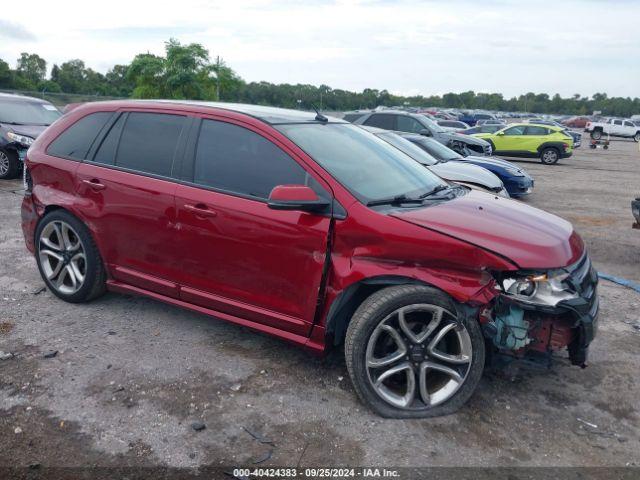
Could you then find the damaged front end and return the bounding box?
[483,253,599,367]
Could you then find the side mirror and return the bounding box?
[419,129,432,137]
[268,185,330,213]
[497,131,505,136]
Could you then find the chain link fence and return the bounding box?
[0,88,126,108]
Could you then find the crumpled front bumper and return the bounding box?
[489,254,599,366]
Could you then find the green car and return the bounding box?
[473,123,574,164]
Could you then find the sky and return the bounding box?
[1,0,638,98]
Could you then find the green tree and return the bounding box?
[16,53,46,85]
[0,59,13,88]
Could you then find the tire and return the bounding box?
[35,210,106,303]
[591,130,602,140]
[540,147,559,165]
[634,132,640,143]
[345,285,485,418]
[0,149,19,180]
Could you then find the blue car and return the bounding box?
[401,134,534,198]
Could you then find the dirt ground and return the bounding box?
[1,135,639,473]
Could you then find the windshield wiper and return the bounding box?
[0,121,26,125]
[366,194,425,207]
[418,184,451,199]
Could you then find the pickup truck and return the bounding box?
[585,118,640,142]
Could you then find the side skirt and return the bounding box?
[106,280,326,355]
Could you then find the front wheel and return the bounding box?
[634,132,640,143]
[540,147,560,165]
[0,149,19,180]
[35,210,106,303]
[345,285,485,418]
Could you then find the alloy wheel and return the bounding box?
[38,220,87,295]
[542,150,558,164]
[0,151,9,177]
[365,304,472,410]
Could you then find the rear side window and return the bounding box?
[47,112,113,160]
[193,119,307,199]
[363,114,395,130]
[525,126,549,135]
[92,114,126,165]
[115,113,186,177]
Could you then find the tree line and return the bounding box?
[1,39,638,117]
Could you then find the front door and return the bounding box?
[173,117,332,335]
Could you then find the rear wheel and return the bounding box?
[35,210,106,303]
[634,132,640,143]
[345,285,485,418]
[540,147,559,165]
[591,130,602,140]
[0,149,19,180]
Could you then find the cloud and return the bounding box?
[0,20,36,41]
[0,0,638,98]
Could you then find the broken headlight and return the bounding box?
[497,269,578,307]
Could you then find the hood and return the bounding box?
[391,189,584,269]
[464,155,530,176]
[429,162,503,190]
[3,124,48,139]
[442,131,490,147]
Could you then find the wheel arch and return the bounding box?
[323,275,486,348]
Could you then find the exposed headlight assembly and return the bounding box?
[6,131,35,146]
[497,269,577,307]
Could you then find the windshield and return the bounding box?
[0,99,61,125]
[409,137,462,161]
[418,114,445,133]
[277,123,446,204]
[376,132,438,166]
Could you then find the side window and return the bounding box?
[525,126,549,135]
[396,116,424,133]
[193,119,308,199]
[624,121,633,127]
[92,114,126,165]
[613,119,623,125]
[115,112,186,177]
[503,126,525,135]
[47,112,113,160]
[363,114,395,130]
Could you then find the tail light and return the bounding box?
[563,143,569,151]
[23,163,33,195]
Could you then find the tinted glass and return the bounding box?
[278,123,445,203]
[377,132,437,166]
[363,114,395,130]
[194,120,307,199]
[613,120,622,125]
[92,114,126,165]
[504,126,525,135]
[525,126,548,135]
[397,116,424,133]
[0,98,61,125]
[408,137,462,161]
[115,113,185,177]
[47,112,113,160]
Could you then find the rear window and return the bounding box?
[47,112,113,160]
[114,113,186,177]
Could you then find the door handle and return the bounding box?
[82,179,106,191]
[184,203,217,217]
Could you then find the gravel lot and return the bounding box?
[1,136,639,471]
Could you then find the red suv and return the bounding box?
[21,101,599,418]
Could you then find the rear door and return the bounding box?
[173,116,332,335]
[75,110,190,297]
[523,125,550,151]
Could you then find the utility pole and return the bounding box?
[215,56,221,101]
